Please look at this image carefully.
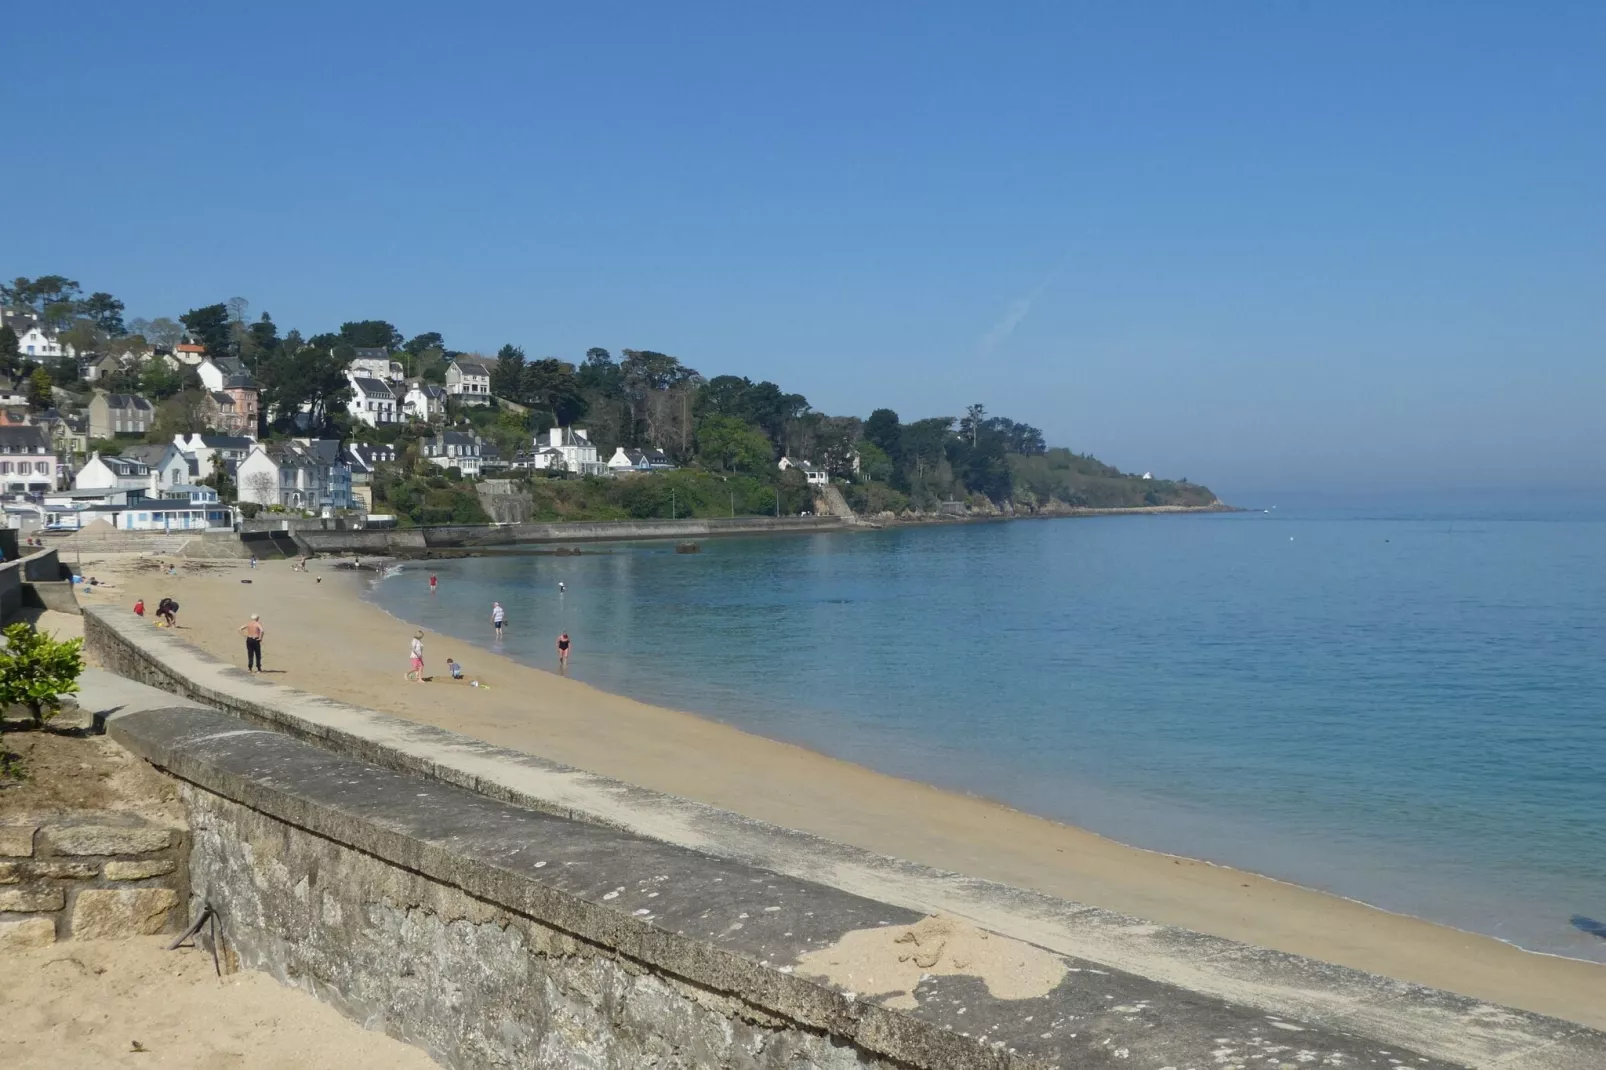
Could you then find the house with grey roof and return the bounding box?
[422,430,484,478]
[87,391,155,439]
[445,357,492,405]
[346,372,399,426]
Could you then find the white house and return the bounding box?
[174,433,255,479]
[73,452,155,492]
[445,358,492,405]
[44,485,230,533]
[402,380,446,422]
[0,425,61,493]
[779,456,828,485]
[344,442,396,485]
[422,431,483,478]
[172,342,208,366]
[529,427,603,476]
[117,443,192,489]
[346,373,400,426]
[236,440,354,513]
[12,323,71,361]
[349,348,404,382]
[606,446,676,473]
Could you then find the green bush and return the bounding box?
[0,623,85,727]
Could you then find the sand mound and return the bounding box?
[794,913,1067,1010]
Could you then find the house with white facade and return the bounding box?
[421,431,483,478]
[8,315,72,361]
[778,456,828,485]
[402,380,447,422]
[73,453,154,492]
[346,374,399,426]
[445,357,492,405]
[43,485,230,532]
[172,342,207,366]
[529,427,603,476]
[606,446,676,473]
[117,443,192,490]
[0,425,61,493]
[348,348,405,382]
[345,442,396,485]
[174,433,255,480]
[236,440,353,513]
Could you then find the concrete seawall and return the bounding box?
[291,515,851,556]
[81,603,1606,1068]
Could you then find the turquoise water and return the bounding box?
[366,495,1606,962]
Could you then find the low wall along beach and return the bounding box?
[81,602,1606,1069]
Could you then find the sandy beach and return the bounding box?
[65,549,1606,1030]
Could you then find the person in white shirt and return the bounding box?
[407,631,425,682]
[491,601,506,638]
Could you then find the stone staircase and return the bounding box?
[814,483,858,522]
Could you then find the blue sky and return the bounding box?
[5,2,1602,494]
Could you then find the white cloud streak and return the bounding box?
[977,255,1070,357]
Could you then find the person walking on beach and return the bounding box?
[556,632,571,674]
[249,555,257,569]
[429,574,438,594]
[238,614,265,673]
[133,598,145,617]
[407,631,426,682]
[491,601,505,638]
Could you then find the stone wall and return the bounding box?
[0,812,187,950]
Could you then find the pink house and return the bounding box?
[0,425,60,493]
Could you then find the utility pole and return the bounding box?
[671,489,676,520]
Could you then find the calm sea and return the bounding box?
[365,493,1606,962]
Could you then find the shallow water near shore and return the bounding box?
[366,493,1606,963]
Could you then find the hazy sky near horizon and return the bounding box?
[4,2,1603,494]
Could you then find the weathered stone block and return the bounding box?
[41,825,172,856]
[71,888,179,938]
[104,859,177,881]
[0,886,66,912]
[0,825,35,857]
[0,917,56,950]
[27,861,100,880]
[0,862,17,883]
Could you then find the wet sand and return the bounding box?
[71,552,1606,1029]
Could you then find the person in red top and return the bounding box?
[133,598,145,617]
[429,574,438,593]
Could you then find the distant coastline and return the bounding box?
[279,500,1238,558]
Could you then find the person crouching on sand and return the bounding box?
[407,631,426,683]
[238,614,265,672]
[446,657,463,680]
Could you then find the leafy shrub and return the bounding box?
[0,623,85,727]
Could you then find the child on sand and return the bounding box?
[133,598,145,617]
[446,657,463,680]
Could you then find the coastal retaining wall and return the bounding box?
[293,515,850,556]
[79,602,1606,1069]
[105,696,1464,1070]
[0,547,67,623]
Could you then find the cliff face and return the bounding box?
[475,480,534,524]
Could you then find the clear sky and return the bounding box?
[5,2,1602,495]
